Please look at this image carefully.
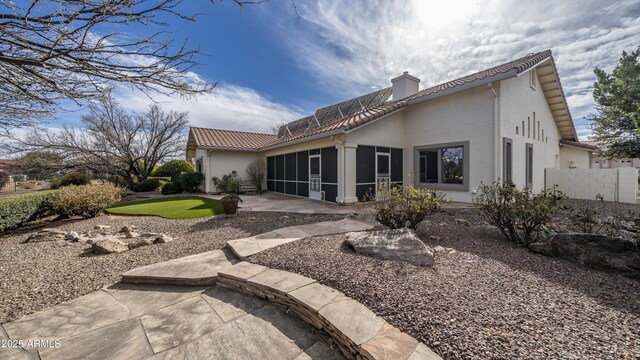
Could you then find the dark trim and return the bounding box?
[526,143,533,189]
[413,141,470,191]
[503,137,513,184]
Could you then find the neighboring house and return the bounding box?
[187,49,593,203]
[583,141,640,169]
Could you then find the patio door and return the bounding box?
[376,152,390,197]
[309,155,322,200]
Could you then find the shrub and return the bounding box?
[177,172,204,193]
[161,181,183,195]
[50,174,91,189]
[152,160,195,180]
[132,178,163,192]
[474,181,565,246]
[212,171,240,194]
[53,183,122,218]
[369,185,444,229]
[0,171,8,189]
[246,160,266,194]
[0,191,58,233]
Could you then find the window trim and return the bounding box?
[526,143,533,189]
[413,141,469,191]
[503,137,513,184]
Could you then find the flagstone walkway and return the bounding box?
[1,218,440,360]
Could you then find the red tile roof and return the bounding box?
[190,49,578,150]
[189,127,276,150]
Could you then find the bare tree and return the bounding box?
[0,0,266,134]
[19,95,188,188]
[246,158,266,194]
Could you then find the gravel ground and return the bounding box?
[0,211,342,324]
[251,205,640,359]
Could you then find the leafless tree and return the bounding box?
[0,0,265,134]
[246,158,266,194]
[19,95,188,188]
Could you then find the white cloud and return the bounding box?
[114,83,305,134]
[272,0,640,137]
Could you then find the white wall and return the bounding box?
[559,146,591,169]
[499,71,561,192]
[199,149,262,193]
[546,167,638,203]
[402,85,495,202]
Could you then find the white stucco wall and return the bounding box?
[346,111,405,149]
[499,71,561,192]
[402,85,496,202]
[195,149,262,193]
[559,146,591,169]
[546,168,638,203]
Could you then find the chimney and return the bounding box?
[391,71,420,100]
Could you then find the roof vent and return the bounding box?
[391,71,420,100]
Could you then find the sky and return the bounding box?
[46,0,640,140]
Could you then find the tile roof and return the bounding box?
[190,49,579,151]
[189,127,277,150]
[560,139,599,151]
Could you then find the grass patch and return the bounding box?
[106,196,224,219]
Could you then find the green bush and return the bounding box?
[161,181,183,195]
[50,174,91,189]
[53,183,122,218]
[178,172,204,193]
[152,160,195,180]
[212,171,240,194]
[474,181,565,246]
[0,191,58,233]
[370,185,444,229]
[132,178,163,192]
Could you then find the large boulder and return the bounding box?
[92,238,129,255]
[344,228,434,266]
[23,228,67,243]
[529,233,640,278]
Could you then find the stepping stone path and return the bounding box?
[1,219,441,360]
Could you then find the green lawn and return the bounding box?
[106,196,224,219]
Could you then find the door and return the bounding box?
[309,155,322,200]
[376,153,390,197]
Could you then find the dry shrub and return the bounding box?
[370,185,444,229]
[54,183,122,218]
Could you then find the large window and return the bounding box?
[415,141,468,190]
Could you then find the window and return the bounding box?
[526,143,533,188]
[503,138,513,184]
[522,121,525,136]
[529,69,537,90]
[415,142,468,190]
[195,158,203,174]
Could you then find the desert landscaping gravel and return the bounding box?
[0,211,342,323]
[251,206,640,359]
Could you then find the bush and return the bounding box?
[0,171,8,189]
[0,191,58,233]
[53,183,122,218]
[161,181,183,195]
[212,171,240,194]
[246,160,266,194]
[370,185,444,229]
[132,178,163,192]
[50,174,91,189]
[152,160,195,180]
[474,181,565,246]
[177,172,204,193]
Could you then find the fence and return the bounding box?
[545,167,638,204]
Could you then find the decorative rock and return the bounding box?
[344,228,434,267]
[529,233,640,278]
[94,225,111,230]
[92,238,129,254]
[64,232,81,241]
[128,238,154,249]
[154,234,173,244]
[454,218,470,226]
[119,225,136,233]
[429,235,441,241]
[24,228,66,243]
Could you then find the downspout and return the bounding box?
[331,135,346,204]
[488,82,499,183]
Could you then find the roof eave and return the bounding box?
[259,129,345,151]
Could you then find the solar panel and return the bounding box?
[278,87,392,138]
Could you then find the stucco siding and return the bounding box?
[402,86,495,202]
[499,72,561,191]
[559,146,591,169]
[206,150,262,192]
[346,111,405,149]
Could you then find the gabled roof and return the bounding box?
[187,127,276,156]
[188,49,580,154]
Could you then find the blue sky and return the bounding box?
[48,0,640,139]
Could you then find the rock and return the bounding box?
[119,225,136,233]
[128,238,153,249]
[429,235,442,241]
[153,234,173,244]
[92,238,129,254]
[454,218,470,226]
[529,233,640,278]
[433,245,456,255]
[24,229,67,243]
[344,228,434,267]
[64,232,81,241]
[140,231,160,237]
[94,225,111,231]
